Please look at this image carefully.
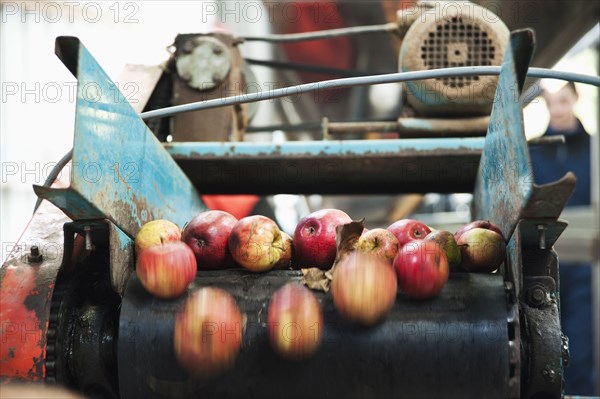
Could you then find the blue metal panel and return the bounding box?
[108,221,134,296]
[472,31,535,240]
[33,185,105,221]
[35,37,206,238]
[472,30,575,245]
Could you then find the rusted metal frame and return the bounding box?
[165,138,484,194]
[323,116,490,138]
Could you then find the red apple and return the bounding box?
[182,210,238,270]
[136,241,196,299]
[394,240,449,299]
[356,228,399,262]
[174,287,242,376]
[455,228,506,273]
[331,252,398,325]
[267,283,322,359]
[424,230,461,272]
[294,209,352,270]
[228,215,284,272]
[455,220,505,243]
[273,232,294,270]
[134,219,181,255]
[387,219,431,247]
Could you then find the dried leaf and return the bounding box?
[301,267,330,293]
[300,219,365,293]
[330,219,365,274]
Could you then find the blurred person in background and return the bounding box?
[529,81,595,395]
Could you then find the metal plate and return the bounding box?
[472,30,535,240]
[472,29,575,247]
[175,36,232,91]
[35,37,206,239]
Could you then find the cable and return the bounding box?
[245,118,401,133]
[247,122,322,133]
[140,67,600,121]
[37,67,597,206]
[528,68,600,86]
[241,23,398,43]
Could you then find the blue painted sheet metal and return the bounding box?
[107,221,134,296]
[35,37,206,238]
[472,31,535,240]
[165,138,485,158]
[33,186,105,221]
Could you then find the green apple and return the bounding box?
[424,230,461,272]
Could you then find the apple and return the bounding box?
[174,287,242,376]
[228,215,284,272]
[134,219,181,255]
[182,210,238,270]
[387,219,431,247]
[455,220,505,243]
[273,232,294,270]
[455,228,506,273]
[294,209,352,270]
[136,241,196,299]
[394,240,449,299]
[356,228,399,262]
[424,230,461,272]
[267,283,322,359]
[331,252,398,325]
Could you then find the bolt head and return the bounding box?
[27,245,43,264]
[532,288,545,302]
[528,285,548,306]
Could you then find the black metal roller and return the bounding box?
[118,270,510,399]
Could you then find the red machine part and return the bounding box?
[0,202,70,381]
[0,265,47,380]
[201,195,259,220]
[280,3,355,83]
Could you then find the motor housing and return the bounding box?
[398,2,509,116]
